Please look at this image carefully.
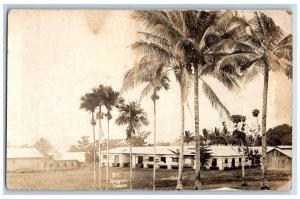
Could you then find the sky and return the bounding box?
[7,10,293,153]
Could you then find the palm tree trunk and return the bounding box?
[98,106,102,190]
[106,117,110,190]
[176,89,185,190]
[129,136,133,190]
[92,111,96,190]
[241,144,247,186]
[261,65,270,190]
[153,94,157,191]
[194,65,201,190]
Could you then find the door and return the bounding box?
[212,158,217,167]
[232,158,235,168]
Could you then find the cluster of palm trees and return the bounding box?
[121,10,292,190]
[80,85,120,190]
[80,85,148,190]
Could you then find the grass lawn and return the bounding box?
[6,165,291,191]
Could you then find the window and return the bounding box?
[239,158,242,162]
[172,157,179,162]
[161,157,166,163]
[224,159,228,163]
[137,156,143,163]
[148,157,154,161]
[103,155,107,159]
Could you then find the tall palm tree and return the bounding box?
[247,12,292,189]
[132,10,239,190]
[80,92,98,190]
[121,62,170,190]
[100,86,121,190]
[115,101,149,190]
[92,85,106,190]
[210,11,292,189]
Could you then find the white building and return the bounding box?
[100,145,275,170]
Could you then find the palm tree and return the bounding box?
[210,11,292,189]
[132,11,192,190]
[121,62,170,190]
[132,10,247,190]
[115,101,149,190]
[183,130,195,147]
[80,92,98,190]
[92,85,106,190]
[100,86,121,190]
[231,114,248,186]
[247,12,292,189]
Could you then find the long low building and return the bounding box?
[100,145,277,170]
[7,147,86,172]
[7,147,45,172]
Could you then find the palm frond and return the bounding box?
[266,52,292,79]
[249,12,284,47]
[178,67,192,103]
[241,60,263,84]
[138,31,169,47]
[132,10,183,40]
[273,34,293,61]
[132,40,175,62]
[200,78,231,119]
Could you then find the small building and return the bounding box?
[266,146,292,171]
[51,152,86,171]
[7,147,46,172]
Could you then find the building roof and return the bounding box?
[268,147,292,158]
[7,147,44,159]
[102,145,279,157]
[103,146,193,156]
[277,145,292,149]
[56,152,86,162]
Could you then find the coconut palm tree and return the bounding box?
[209,11,292,189]
[247,12,292,189]
[100,86,121,190]
[121,62,170,190]
[115,101,149,190]
[80,92,98,190]
[131,10,242,189]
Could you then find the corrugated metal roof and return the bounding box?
[7,147,44,159]
[56,152,86,162]
[102,145,280,157]
[268,148,292,158]
[277,145,292,149]
[103,146,193,155]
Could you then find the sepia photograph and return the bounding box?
[5,9,293,191]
